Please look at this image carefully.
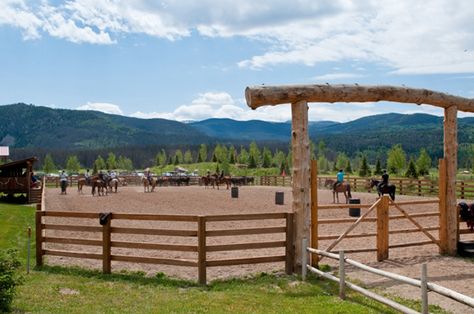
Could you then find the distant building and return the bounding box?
[0,146,9,163]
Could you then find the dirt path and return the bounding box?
[44,185,474,313]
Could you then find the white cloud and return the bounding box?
[77,102,123,115]
[2,0,472,73]
[312,72,364,81]
[129,90,459,123]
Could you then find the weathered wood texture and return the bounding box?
[377,196,389,261]
[311,159,318,267]
[291,100,310,272]
[444,107,458,255]
[39,211,291,284]
[245,84,474,112]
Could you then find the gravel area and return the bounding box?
[44,185,474,313]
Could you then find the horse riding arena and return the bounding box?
[43,185,473,313]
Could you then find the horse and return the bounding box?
[108,177,119,193]
[60,180,68,195]
[91,177,108,196]
[459,202,474,230]
[369,179,396,201]
[324,178,352,203]
[216,175,231,190]
[142,176,157,192]
[77,176,92,194]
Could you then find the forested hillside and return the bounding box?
[3,103,474,170]
[0,103,210,149]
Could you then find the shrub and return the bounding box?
[0,249,23,313]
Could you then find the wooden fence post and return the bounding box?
[102,213,112,274]
[461,181,465,199]
[35,205,43,267]
[310,160,318,267]
[439,159,448,254]
[399,180,403,195]
[377,196,389,261]
[198,216,207,285]
[421,263,428,314]
[418,180,422,196]
[301,238,308,281]
[339,251,346,300]
[286,213,295,274]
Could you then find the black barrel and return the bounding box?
[275,192,284,205]
[231,186,239,198]
[348,198,361,217]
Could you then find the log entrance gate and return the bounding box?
[245,84,474,271]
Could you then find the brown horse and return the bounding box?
[77,177,91,194]
[142,176,157,192]
[324,178,352,203]
[91,177,108,196]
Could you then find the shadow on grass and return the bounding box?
[36,265,198,288]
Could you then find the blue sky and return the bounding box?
[0,0,473,122]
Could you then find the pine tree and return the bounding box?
[248,154,257,168]
[387,144,406,175]
[345,160,352,174]
[358,155,370,177]
[66,155,81,173]
[94,155,106,171]
[106,152,117,170]
[374,159,382,175]
[416,149,432,176]
[405,158,418,178]
[43,153,56,174]
[92,163,98,175]
[215,163,220,173]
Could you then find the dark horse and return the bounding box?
[369,179,396,201]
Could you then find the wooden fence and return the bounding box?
[35,210,294,284]
[303,245,474,314]
[313,196,440,262]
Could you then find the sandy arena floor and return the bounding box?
[44,185,474,313]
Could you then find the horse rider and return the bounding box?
[110,170,117,180]
[98,170,105,183]
[59,170,68,194]
[85,169,91,185]
[145,168,152,184]
[333,169,345,191]
[378,170,389,191]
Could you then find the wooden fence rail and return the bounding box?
[256,175,474,199]
[36,210,294,284]
[304,244,474,313]
[314,198,440,262]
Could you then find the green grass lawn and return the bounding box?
[1,203,447,313]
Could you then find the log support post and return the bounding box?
[443,106,458,255]
[311,159,318,267]
[291,100,310,273]
[439,159,447,253]
[377,196,389,261]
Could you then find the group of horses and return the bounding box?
[77,175,126,196]
[324,178,396,203]
[200,174,255,190]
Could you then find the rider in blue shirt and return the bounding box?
[334,169,345,190]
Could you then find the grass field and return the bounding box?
[0,203,447,313]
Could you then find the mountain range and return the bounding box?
[2,103,474,158]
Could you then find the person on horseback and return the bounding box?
[59,170,68,194]
[85,169,91,185]
[145,168,152,184]
[378,170,389,191]
[333,169,345,191]
[110,170,117,179]
[98,170,105,183]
